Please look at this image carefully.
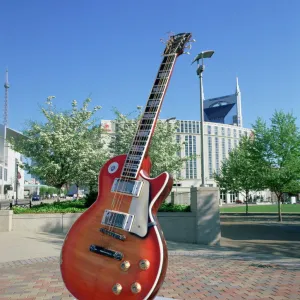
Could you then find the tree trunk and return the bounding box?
[76,184,79,200]
[245,190,249,216]
[277,193,282,222]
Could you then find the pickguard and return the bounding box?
[128,176,150,238]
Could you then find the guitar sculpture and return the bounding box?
[60,32,193,300]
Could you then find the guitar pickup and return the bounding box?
[111,178,143,197]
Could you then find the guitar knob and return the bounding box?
[112,283,122,295]
[120,260,131,271]
[131,282,142,294]
[139,259,150,270]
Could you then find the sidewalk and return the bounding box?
[0,231,300,299]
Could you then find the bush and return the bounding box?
[84,191,98,208]
[158,202,190,212]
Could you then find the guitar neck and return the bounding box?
[121,54,177,179]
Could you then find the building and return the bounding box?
[0,124,25,200]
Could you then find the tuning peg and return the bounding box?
[189,38,196,43]
[183,52,191,55]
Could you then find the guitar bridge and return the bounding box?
[101,210,134,232]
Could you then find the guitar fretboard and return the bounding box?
[121,54,177,179]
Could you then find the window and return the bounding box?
[228,139,232,154]
[215,137,219,174]
[222,138,226,160]
[208,125,212,134]
[221,127,225,136]
[4,168,7,181]
[214,126,218,135]
[208,136,213,178]
[234,129,237,138]
[184,135,197,179]
[227,128,231,137]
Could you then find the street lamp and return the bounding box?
[192,50,215,187]
[15,159,19,205]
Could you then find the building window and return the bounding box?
[184,135,197,179]
[208,136,213,179]
[215,137,219,174]
[239,130,242,138]
[188,121,192,133]
[214,126,218,135]
[234,139,238,147]
[208,125,212,135]
[4,168,7,181]
[0,166,2,180]
[222,138,226,160]
[234,129,237,138]
[180,121,184,133]
[196,121,200,134]
[184,121,188,133]
[228,139,232,154]
[192,121,196,133]
[176,135,181,157]
[221,127,225,136]
[227,128,231,137]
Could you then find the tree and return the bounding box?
[248,111,300,221]
[214,137,262,215]
[9,97,109,190]
[109,108,187,178]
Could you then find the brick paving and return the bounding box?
[0,254,300,300]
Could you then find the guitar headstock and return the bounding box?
[162,32,195,56]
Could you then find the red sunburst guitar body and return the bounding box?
[60,155,172,300]
[60,33,193,299]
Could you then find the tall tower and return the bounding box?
[236,77,243,127]
[4,69,9,127]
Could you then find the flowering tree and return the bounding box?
[9,97,109,191]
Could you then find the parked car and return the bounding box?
[32,195,40,201]
[235,199,243,204]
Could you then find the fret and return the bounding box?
[137,130,150,137]
[127,154,142,161]
[147,100,160,107]
[145,106,158,113]
[123,166,139,173]
[131,145,145,152]
[152,85,165,91]
[158,71,169,79]
[143,113,156,119]
[139,124,152,130]
[149,93,162,100]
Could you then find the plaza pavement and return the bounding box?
[0,231,300,299]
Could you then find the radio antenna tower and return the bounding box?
[3,69,9,126]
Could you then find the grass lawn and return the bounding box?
[220,204,300,213]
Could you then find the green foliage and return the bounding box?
[248,111,300,221]
[13,200,86,214]
[12,199,190,214]
[8,97,109,189]
[158,202,190,212]
[109,108,188,178]
[84,190,98,208]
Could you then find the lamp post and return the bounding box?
[192,50,214,187]
[15,159,19,205]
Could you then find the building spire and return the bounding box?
[235,77,243,127]
[235,76,240,95]
[4,69,9,127]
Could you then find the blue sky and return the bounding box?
[1,0,300,131]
